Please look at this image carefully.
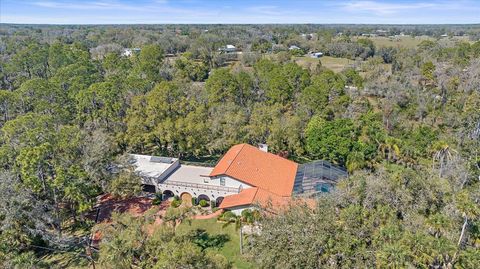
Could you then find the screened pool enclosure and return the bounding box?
[293,160,348,197]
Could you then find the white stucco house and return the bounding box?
[132,144,347,214]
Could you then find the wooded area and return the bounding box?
[0,24,479,268]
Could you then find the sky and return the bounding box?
[1,0,479,25]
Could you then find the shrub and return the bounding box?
[187,229,230,250]
[240,209,261,223]
[171,199,182,208]
[275,51,291,63]
[219,211,236,221]
[240,52,261,66]
[152,193,162,205]
[210,200,216,208]
[199,200,209,207]
[289,48,304,57]
[241,209,253,223]
[251,209,261,221]
[191,197,197,206]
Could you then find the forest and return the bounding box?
[0,24,479,268]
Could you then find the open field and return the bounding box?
[358,35,474,49]
[294,55,355,73]
[177,218,254,269]
[364,35,435,48]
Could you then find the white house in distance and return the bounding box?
[376,29,388,36]
[309,52,323,58]
[288,45,301,50]
[132,144,348,214]
[122,48,141,57]
[218,44,237,53]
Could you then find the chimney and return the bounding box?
[258,143,268,152]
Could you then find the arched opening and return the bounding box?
[141,184,156,193]
[162,190,174,200]
[198,194,210,202]
[215,197,224,207]
[180,192,193,207]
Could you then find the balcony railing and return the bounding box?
[159,180,241,193]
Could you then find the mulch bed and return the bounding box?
[87,194,157,223]
[87,194,172,247]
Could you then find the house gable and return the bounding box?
[209,144,298,197]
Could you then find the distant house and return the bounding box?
[132,144,347,215]
[301,33,315,39]
[309,52,323,58]
[376,29,388,36]
[441,34,448,38]
[219,44,237,53]
[122,48,141,57]
[288,45,301,50]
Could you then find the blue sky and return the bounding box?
[1,0,479,24]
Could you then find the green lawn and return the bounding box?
[177,218,254,269]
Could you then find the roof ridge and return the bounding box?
[243,143,297,164]
[223,143,246,175]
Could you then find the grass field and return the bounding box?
[364,35,435,48]
[358,35,473,49]
[177,218,254,269]
[294,55,355,73]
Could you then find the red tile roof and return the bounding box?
[219,187,292,210]
[219,187,259,209]
[209,144,298,197]
[254,188,291,207]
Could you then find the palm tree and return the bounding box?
[221,209,259,254]
[378,136,401,162]
[432,141,457,177]
[346,151,365,173]
[376,243,410,268]
[222,213,245,254]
